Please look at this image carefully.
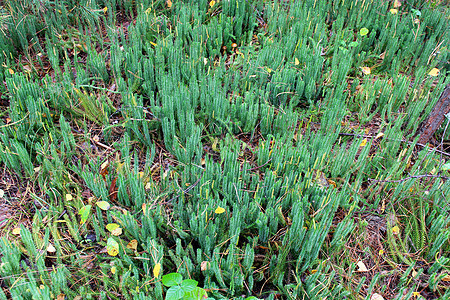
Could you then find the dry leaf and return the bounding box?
[371,293,385,300]
[201,261,210,271]
[375,132,384,139]
[57,294,65,300]
[127,239,138,251]
[393,0,401,8]
[428,68,440,77]
[65,194,73,201]
[361,67,371,75]
[357,260,368,272]
[294,58,300,65]
[8,68,14,75]
[12,227,20,235]
[167,0,172,8]
[111,266,116,274]
[47,243,56,253]
[442,273,450,282]
[0,189,4,198]
[209,0,215,7]
[360,138,368,147]
[412,292,421,297]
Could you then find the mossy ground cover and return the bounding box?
[0,0,449,299]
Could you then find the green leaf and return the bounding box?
[349,41,359,48]
[442,163,450,171]
[359,27,369,36]
[185,287,208,300]
[96,201,111,210]
[180,279,198,293]
[106,223,120,231]
[165,286,184,300]
[162,273,183,287]
[78,205,92,224]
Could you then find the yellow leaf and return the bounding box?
[357,260,368,272]
[149,41,157,47]
[378,249,384,255]
[106,223,120,232]
[127,239,138,250]
[361,66,371,75]
[442,274,450,281]
[390,8,398,14]
[209,0,215,7]
[153,263,161,277]
[12,227,20,235]
[100,160,109,170]
[412,292,421,297]
[111,227,122,236]
[103,7,108,13]
[138,171,144,178]
[111,266,116,274]
[360,138,368,147]
[428,68,440,77]
[167,0,172,8]
[215,206,225,214]
[310,269,317,274]
[294,58,300,65]
[145,182,151,190]
[393,0,401,8]
[65,194,73,201]
[8,68,14,75]
[107,237,119,256]
[96,201,111,210]
[145,7,152,14]
[392,225,400,235]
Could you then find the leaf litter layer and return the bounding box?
[0,0,449,299]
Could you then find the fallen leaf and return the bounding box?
[375,132,384,139]
[294,58,300,65]
[78,205,92,225]
[106,223,121,232]
[428,68,440,77]
[153,263,161,277]
[310,269,317,274]
[209,0,215,7]
[107,238,119,256]
[360,27,369,36]
[96,201,111,210]
[103,7,107,13]
[371,293,384,300]
[57,294,65,300]
[392,225,400,235]
[8,68,14,75]
[442,273,450,281]
[378,249,384,255]
[12,227,21,235]
[357,260,368,272]
[201,261,210,271]
[65,194,73,201]
[127,239,138,250]
[390,8,398,14]
[0,189,4,198]
[47,243,56,253]
[111,266,116,274]
[167,0,172,8]
[412,292,421,297]
[393,0,401,8]
[215,206,225,214]
[360,138,368,147]
[361,66,371,75]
